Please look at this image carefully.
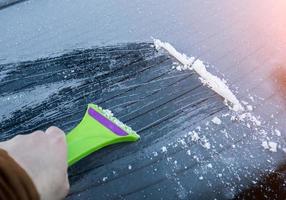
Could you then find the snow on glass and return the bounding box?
[95,105,135,134]
[153,38,283,157]
[154,39,244,112]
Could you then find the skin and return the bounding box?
[0,126,69,200]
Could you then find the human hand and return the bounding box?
[0,126,69,200]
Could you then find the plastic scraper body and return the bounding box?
[66,103,140,166]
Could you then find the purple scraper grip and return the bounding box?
[88,107,128,136]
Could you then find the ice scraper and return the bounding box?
[66,103,140,166]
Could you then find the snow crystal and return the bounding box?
[98,106,135,134]
[202,142,211,149]
[153,39,244,111]
[199,176,204,180]
[176,66,182,71]
[251,116,261,126]
[261,141,269,149]
[249,96,254,102]
[275,129,281,137]
[211,116,222,125]
[193,155,199,161]
[207,163,213,168]
[222,113,230,117]
[128,165,132,170]
[238,113,261,126]
[241,100,248,105]
[102,177,108,182]
[178,138,186,145]
[246,105,253,111]
[153,151,158,157]
[190,131,200,142]
[268,142,278,152]
[262,141,278,152]
[161,146,167,152]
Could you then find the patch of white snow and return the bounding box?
[268,142,278,152]
[262,141,278,152]
[275,129,281,137]
[161,146,167,153]
[211,116,222,125]
[190,131,200,142]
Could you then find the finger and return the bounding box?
[25,130,44,141]
[45,126,65,137]
[46,126,67,156]
[31,130,45,136]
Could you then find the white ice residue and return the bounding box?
[153,39,244,112]
[153,151,158,157]
[100,107,136,134]
[0,80,83,121]
[261,141,268,149]
[161,146,167,152]
[268,142,278,152]
[246,105,253,111]
[189,131,211,149]
[211,116,222,125]
[202,141,211,149]
[275,129,281,137]
[237,113,261,126]
[189,131,200,142]
[154,39,195,67]
[207,163,213,168]
[262,141,278,152]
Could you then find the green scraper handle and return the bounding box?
[66,104,140,166]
